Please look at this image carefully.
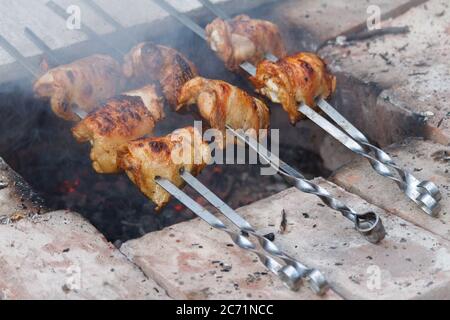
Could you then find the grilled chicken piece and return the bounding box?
[118,127,211,211]
[122,42,198,108]
[250,52,337,125]
[72,85,164,174]
[34,55,123,121]
[205,15,286,71]
[177,77,270,148]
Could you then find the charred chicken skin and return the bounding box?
[177,77,270,148]
[118,127,211,210]
[122,42,198,108]
[250,52,337,125]
[205,15,287,71]
[33,54,124,121]
[72,85,164,174]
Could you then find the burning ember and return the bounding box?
[59,178,81,194]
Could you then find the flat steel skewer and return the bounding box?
[226,126,385,244]
[158,176,329,294]
[153,0,441,217]
[180,170,329,293]
[149,0,386,242]
[21,22,326,293]
[300,102,441,216]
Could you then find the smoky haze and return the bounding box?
[0,0,328,242]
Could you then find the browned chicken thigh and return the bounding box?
[250,52,337,125]
[177,77,270,148]
[72,85,164,174]
[33,54,124,121]
[205,15,286,71]
[122,42,198,108]
[118,127,211,210]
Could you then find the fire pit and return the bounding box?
[0,0,448,301]
[0,63,327,243]
[0,1,331,244]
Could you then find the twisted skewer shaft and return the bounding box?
[181,171,329,294]
[300,102,441,216]
[316,99,441,216]
[157,177,328,294]
[227,126,386,244]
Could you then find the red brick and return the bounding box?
[0,210,169,300]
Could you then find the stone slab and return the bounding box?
[123,178,450,299]
[0,210,169,300]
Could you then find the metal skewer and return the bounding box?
[301,101,441,216]
[153,0,441,217]
[158,175,329,294]
[21,21,328,293]
[21,39,319,293]
[226,126,385,244]
[150,0,386,242]
[180,170,329,293]
[202,0,441,216]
